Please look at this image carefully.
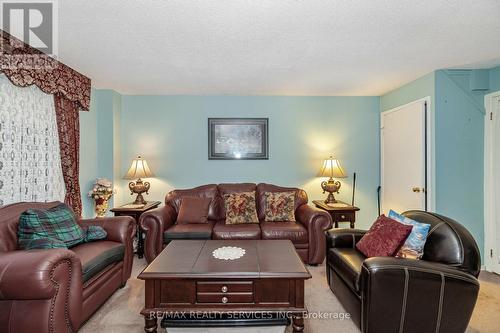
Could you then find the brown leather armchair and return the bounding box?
[326,210,481,333]
[0,202,136,333]
[140,183,332,265]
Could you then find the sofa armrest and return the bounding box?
[360,257,479,332]
[326,228,366,249]
[295,204,333,265]
[78,216,135,284]
[139,205,176,263]
[0,249,82,332]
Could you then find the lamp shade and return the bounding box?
[124,156,154,179]
[319,156,347,178]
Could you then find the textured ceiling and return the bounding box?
[57,0,500,95]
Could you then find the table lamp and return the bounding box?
[124,155,155,205]
[319,156,347,204]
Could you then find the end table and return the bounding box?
[313,200,360,229]
[110,201,161,258]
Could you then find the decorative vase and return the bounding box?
[94,194,112,218]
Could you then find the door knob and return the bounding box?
[412,187,423,193]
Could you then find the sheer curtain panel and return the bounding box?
[0,74,65,205]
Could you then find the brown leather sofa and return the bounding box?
[0,201,136,333]
[326,210,480,333]
[140,183,332,265]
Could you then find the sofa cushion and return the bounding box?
[327,248,365,293]
[260,221,308,244]
[70,240,125,283]
[177,197,211,224]
[356,215,413,257]
[212,220,261,240]
[163,221,215,242]
[264,191,296,222]
[223,191,259,225]
[18,203,85,248]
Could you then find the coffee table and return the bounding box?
[138,239,312,333]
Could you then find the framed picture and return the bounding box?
[208,118,269,160]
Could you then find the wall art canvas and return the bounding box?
[208,118,268,159]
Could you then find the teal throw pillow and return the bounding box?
[388,210,431,259]
[83,225,107,242]
[18,203,85,248]
[18,237,67,250]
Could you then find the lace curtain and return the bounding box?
[0,74,65,205]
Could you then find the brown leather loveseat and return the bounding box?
[140,183,332,265]
[0,202,136,333]
[326,210,480,332]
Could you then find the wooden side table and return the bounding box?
[111,201,161,258]
[313,200,360,229]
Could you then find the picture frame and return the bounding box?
[208,118,269,160]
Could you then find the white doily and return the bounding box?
[212,246,246,260]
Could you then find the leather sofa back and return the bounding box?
[165,183,309,223]
[165,184,223,220]
[402,210,481,277]
[0,201,60,252]
[256,183,308,221]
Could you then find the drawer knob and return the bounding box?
[341,215,345,219]
[221,286,228,293]
[221,296,228,303]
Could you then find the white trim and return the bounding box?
[484,90,500,272]
[380,97,434,213]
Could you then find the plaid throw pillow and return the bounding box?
[18,237,67,250]
[83,225,107,242]
[264,191,296,222]
[18,203,85,248]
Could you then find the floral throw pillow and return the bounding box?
[223,191,259,224]
[264,191,296,222]
[388,210,431,259]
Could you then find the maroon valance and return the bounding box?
[0,29,90,110]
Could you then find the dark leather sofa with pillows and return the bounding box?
[326,210,481,333]
[140,183,332,265]
[0,201,135,333]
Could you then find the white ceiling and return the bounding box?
[58,0,500,96]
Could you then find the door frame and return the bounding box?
[484,90,500,272]
[380,96,434,213]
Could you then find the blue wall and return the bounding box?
[434,70,485,254]
[490,65,500,92]
[119,96,381,228]
[79,89,122,218]
[79,94,98,218]
[380,72,435,112]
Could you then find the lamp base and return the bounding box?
[321,178,341,205]
[324,193,338,204]
[133,193,147,205]
[128,178,151,206]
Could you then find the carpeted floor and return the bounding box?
[80,258,500,333]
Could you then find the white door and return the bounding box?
[486,95,500,274]
[381,100,427,214]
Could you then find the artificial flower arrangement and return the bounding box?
[88,178,115,217]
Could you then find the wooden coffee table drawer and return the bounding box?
[197,281,253,293]
[197,292,254,304]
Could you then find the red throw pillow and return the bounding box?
[356,215,413,257]
[177,197,211,224]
